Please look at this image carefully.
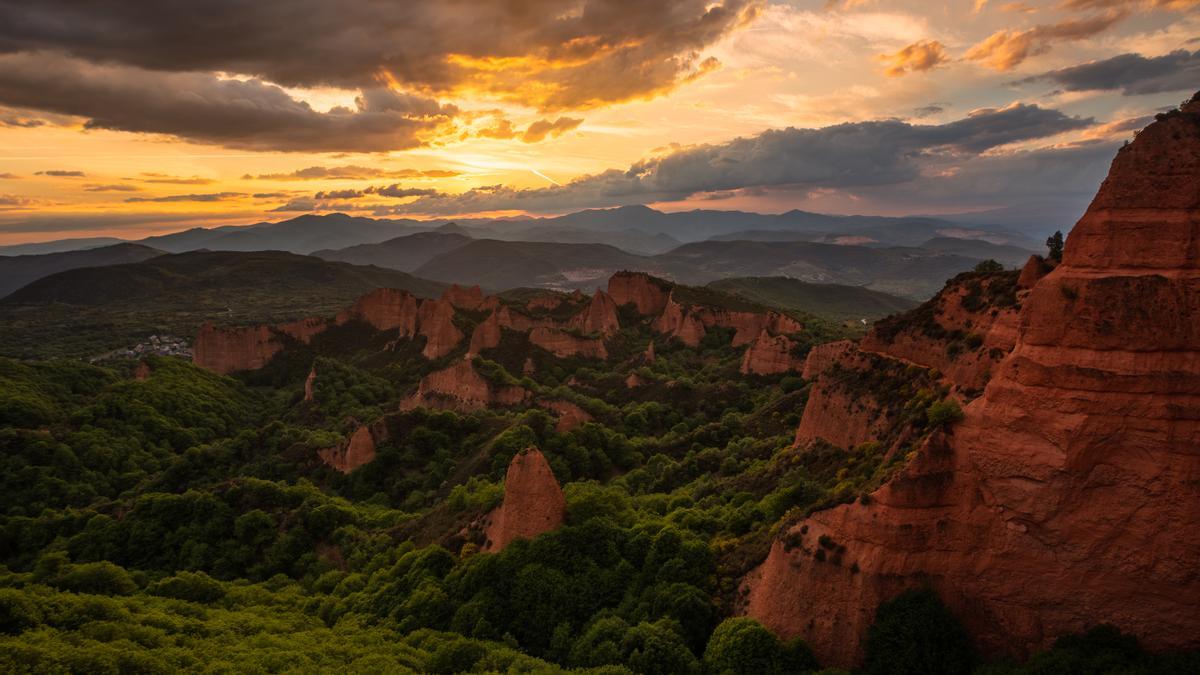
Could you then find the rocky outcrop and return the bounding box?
[700,309,804,346]
[608,271,670,315]
[740,330,803,375]
[529,327,608,359]
[402,360,529,412]
[644,340,656,364]
[277,317,328,344]
[133,360,151,381]
[569,289,620,336]
[193,322,283,375]
[1017,255,1051,289]
[417,299,464,359]
[339,288,420,336]
[539,399,594,432]
[318,423,379,473]
[792,345,905,450]
[442,284,485,310]
[483,447,566,551]
[861,271,1022,394]
[468,311,502,357]
[744,100,1200,666]
[303,363,317,402]
[653,296,707,346]
[527,294,565,311]
[802,340,854,380]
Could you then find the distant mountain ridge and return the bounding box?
[0,243,164,298]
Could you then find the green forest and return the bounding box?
[2,282,1196,675]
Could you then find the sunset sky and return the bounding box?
[0,0,1197,244]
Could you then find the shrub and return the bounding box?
[52,562,138,596]
[974,259,1004,273]
[0,589,43,634]
[862,588,975,675]
[147,570,226,603]
[926,399,964,429]
[703,617,817,674]
[425,637,486,674]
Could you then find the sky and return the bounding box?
[0,0,1197,244]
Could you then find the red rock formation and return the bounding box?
[133,360,151,381]
[522,357,536,376]
[740,330,803,375]
[569,289,621,336]
[1017,255,1051,289]
[193,322,282,375]
[318,424,378,473]
[495,305,556,332]
[860,272,1021,394]
[625,372,647,388]
[529,326,608,359]
[608,271,670,315]
[483,447,566,551]
[303,363,317,402]
[744,101,1200,666]
[442,284,485,310]
[697,309,803,346]
[792,345,901,450]
[539,399,594,432]
[402,360,529,412]
[417,299,464,359]
[274,317,325,344]
[339,288,420,336]
[644,340,656,364]
[468,311,502,357]
[802,340,853,380]
[653,296,707,346]
[528,294,565,311]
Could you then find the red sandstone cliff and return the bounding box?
[569,289,621,336]
[303,363,317,402]
[529,326,608,359]
[743,98,1200,667]
[338,288,421,336]
[539,399,594,432]
[417,299,464,359]
[740,329,804,375]
[402,360,529,412]
[317,423,380,474]
[483,447,566,551]
[652,296,707,346]
[608,271,670,315]
[468,310,503,357]
[442,284,485,310]
[193,322,283,375]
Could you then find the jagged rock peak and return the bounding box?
[484,447,566,552]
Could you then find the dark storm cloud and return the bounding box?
[386,103,1094,214]
[0,0,759,110]
[36,170,86,177]
[1020,49,1200,96]
[0,52,456,153]
[245,166,460,180]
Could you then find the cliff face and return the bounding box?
[744,101,1200,666]
[193,322,283,375]
[317,424,379,474]
[529,326,608,359]
[862,271,1022,394]
[442,284,485,310]
[339,288,421,336]
[608,271,670,315]
[468,310,503,357]
[569,289,621,336]
[740,330,803,375]
[653,296,707,346]
[539,399,594,432]
[417,299,464,359]
[483,447,566,552]
[402,360,529,412]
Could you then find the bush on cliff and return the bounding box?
[862,588,975,675]
[702,617,818,674]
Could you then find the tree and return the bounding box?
[703,617,817,674]
[862,588,975,675]
[973,259,1004,273]
[1046,231,1064,261]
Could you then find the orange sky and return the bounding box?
[0,0,1197,244]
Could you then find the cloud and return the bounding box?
[0,0,760,111]
[0,52,457,152]
[965,12,1129,70]
[83,184,140,192]
[244,165,459,180]
[35,170,86,177]
[125,192,244,203]
[0,173,19,179]
[137,173,216,185]
[1059,0,1198,10]
[314,189,368,200]
[382,102,1093,215]
[520,117,584,143]
[1020,49,1200,95]
[0,194,39,209]
[879,40,949,77]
